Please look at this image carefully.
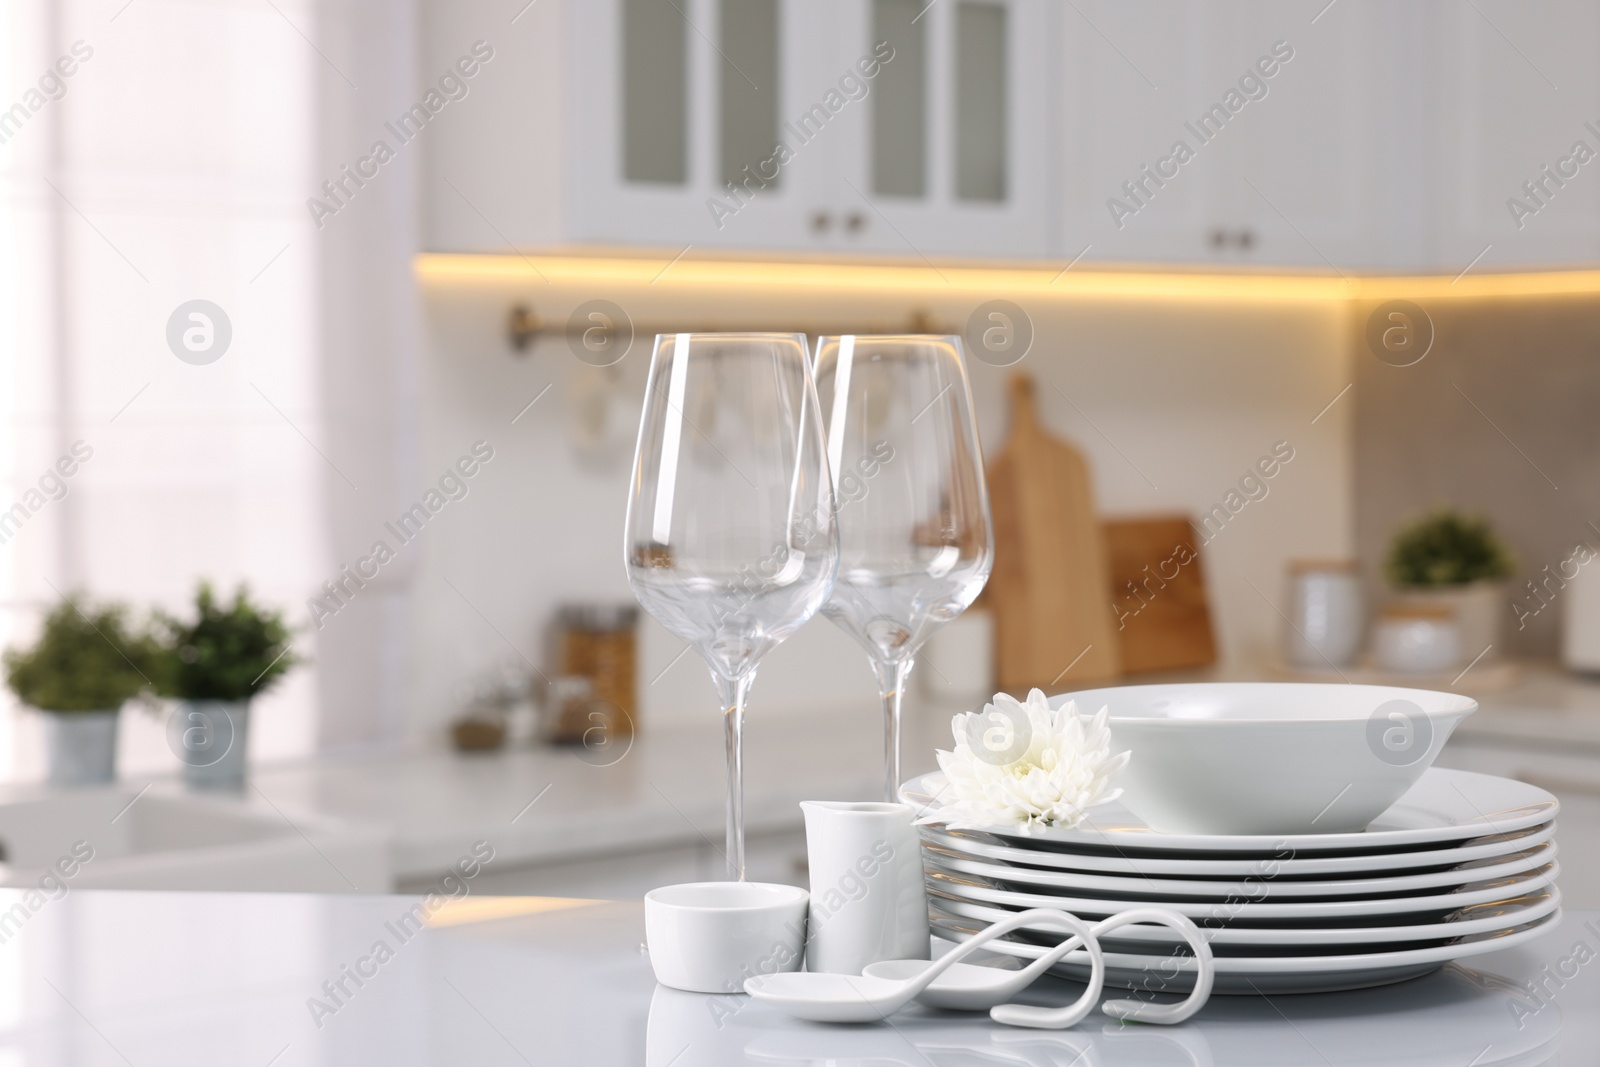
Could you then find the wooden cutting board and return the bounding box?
[986,374,1121,692]
[1104,514,1217,674]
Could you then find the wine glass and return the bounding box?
[625,333,839,880]
[813,335,994,801]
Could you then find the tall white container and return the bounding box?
[800,801,929,975]
[1285,561,1365,668]
[1563,560,1600,672]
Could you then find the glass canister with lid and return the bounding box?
[548,604,638,745]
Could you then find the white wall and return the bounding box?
[408,265,1354,744]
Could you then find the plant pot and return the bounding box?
[174,700,250,789]
[1390,581,1504,663]
[1372,605,1463,673]
[42,709,119,787]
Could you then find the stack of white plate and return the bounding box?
[902,767,1561,994]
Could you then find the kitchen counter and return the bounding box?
[2,889,1587,1065]
[233,662,1600,887]
[24,660,1580,896]
[245,695,967,886]
[1457,663,1600,751]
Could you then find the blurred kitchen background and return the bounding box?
[3,0,1600,902]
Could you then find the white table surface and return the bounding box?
[1,890,1589,1065]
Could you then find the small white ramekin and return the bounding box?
[644,881,809,993]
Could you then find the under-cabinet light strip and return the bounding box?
[417,252,1600,302]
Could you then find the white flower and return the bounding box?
[924,689,1130,835]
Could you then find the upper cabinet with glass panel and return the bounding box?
[847,0,1056,256]
[557,0,1061,257]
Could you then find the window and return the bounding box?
[0,0,330,778]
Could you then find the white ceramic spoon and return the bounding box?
[866,906,1212,1028]
[1084,908,1214,1025]
[862,910,1102,1019]
[743,908,1102,1024]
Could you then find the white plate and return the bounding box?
[929,907,1563,995]
[922,839,1558,899]
[929,888,1561,949]
[902,767,1557,854]
[921,821,1557,877]
[925,861,1561,921]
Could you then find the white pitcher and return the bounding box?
[800,801,929,975]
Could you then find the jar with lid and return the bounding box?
[1284,560,1364,668]
[548,604,638,745]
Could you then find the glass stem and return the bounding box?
[872,658,914,802]
[715,672,753,881]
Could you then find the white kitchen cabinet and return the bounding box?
[1197,3,1380,270]
[1066,0,1384,269]
[812,0,1063,258]
[1426,0,1600,272]
[563,0,1062,257]
[561,0,820,250]
[421,0,1060,258]
[421,0,1600,269]
[1062,1,1210,265]
[1437,735,1600,909]
[1064,0,1600,271]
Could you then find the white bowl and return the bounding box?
[644,881,808,993]
[1061,683,1476,836]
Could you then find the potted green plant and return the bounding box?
[1385,510,1515,662]
[4,597,158,786]
[156,582,297,789]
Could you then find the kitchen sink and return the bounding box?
[0,786,391,893]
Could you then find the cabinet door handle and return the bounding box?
[811,211,832,234]
[1517,770,1600,797]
